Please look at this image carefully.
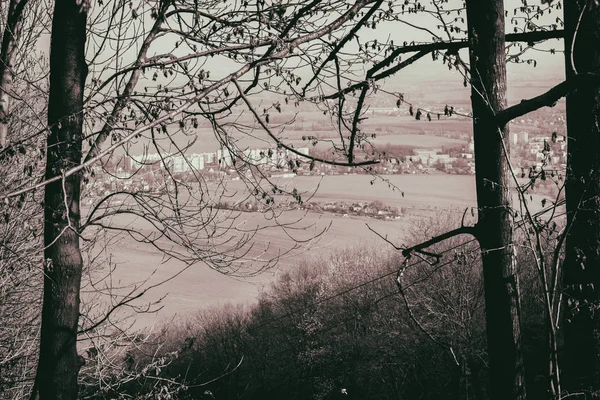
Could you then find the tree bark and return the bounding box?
[465,1,526,399]
[0,0,28,148]
[35,0,87,399]
[563,0,600,394]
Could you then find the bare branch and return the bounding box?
[324,50,429,100]
[401,225,478,259]
[83,0,169,163]
[232,78,378,167]
[495,72,600,126]
[301,0,384,95]
[324,29,564,100]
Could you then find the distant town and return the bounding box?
[85,125,566,200]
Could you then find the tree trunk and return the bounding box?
[465,1,526,399]
[563,0,600,394]
[0,0,28,148]
[35,0,87,399]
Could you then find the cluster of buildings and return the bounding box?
[513,131,567,166]
[395,131,567,175]
[93,131,566,196]
[402,140,475,174]
[84,146,312,200]
[128,147,310,173]
[410,146,471,166]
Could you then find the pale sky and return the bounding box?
[34,0,565,107]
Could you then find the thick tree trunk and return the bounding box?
[563,0,600,394]
[0,0,28,148]
[35,1,87,399]
[465,1,526,399]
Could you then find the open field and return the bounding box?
[223,173,477,212]
[86,174,479,328]
[122,120,470,160]
[368,133,466,147]
[363,117,471,132]
[88,171,558,329]
[86,208,412,329]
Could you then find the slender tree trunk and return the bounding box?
[0,0,28,148]
[465,1,526,399]
[563,0,600,394]
[35,0,87,399]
